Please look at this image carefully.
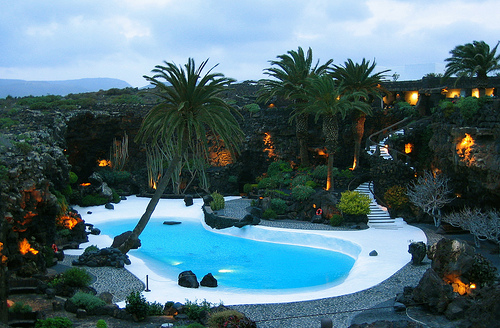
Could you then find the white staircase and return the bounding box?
[355,182,406,229]
[367,129,405,160]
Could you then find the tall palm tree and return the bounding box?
[259,47,333,167]
[118,58,244,254]
[331,58,389,170]
[298,74,371,190]
[444,40,500,97]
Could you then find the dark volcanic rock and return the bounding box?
[178,270,199,288]
[200,273,218,287]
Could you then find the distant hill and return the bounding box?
[0,78,132,98]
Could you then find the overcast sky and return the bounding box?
[1,0,499,87]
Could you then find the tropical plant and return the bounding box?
[183,299,213,321]
[291,185,315,201]
[118,58,244,254]
[331,58,389,170]
[299,74,371,190]
[125,291,150,321]
[259,47,333,167]
[210,192,225,211]
[444,40,500,97]
[456,96,480,122]
[337,191,371,215]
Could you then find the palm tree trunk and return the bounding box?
[323,115,338,191]
[352,113,366,170]
[119,154,181,254]
[326,153,334,191]
[296,113,310,167]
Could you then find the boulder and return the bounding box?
[428,238,475,279]
[200,273,218,287]
[412,268,454,313]
[178,270,199,288]
[184,194,194,206]
[408,241,426,265]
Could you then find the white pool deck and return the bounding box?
[68,196,426,306]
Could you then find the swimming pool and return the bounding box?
[97,218,356,290]
[72,196,426,305]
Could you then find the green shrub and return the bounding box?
[111,189,121,203]
[457,96,480,121]
[61,267,92,287]
[69,171,78,184]
[464,254,498,288]
[243,183,257,194]
[81,194,108,207]
[263,208,277,220]
[291,185,315,201]
[208,309,255,328]
[148,301,164,316]
[96,319,108,328]
[228,175,238,183]
[270,198,287,215]
[83,245,99,255]
[99,170,131,185]
[35,317,73,328]
[384,185,409,210]
[0,117,19,128]
[267,161,282,177]
[257,177,277,190]
[210,192,225,211]
[125,291,149,321]
[8,302,32,313]
[291,174,309,187]
[70,292,106,311]
[337,191,371,215]
[183,299,213,321]
[329,214,344,227]
[434,99,456,117]
[312,165,328,180]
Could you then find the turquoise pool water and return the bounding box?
[98,218,356,290]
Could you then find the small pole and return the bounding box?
[145,275,151,292]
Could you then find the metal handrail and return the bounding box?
[366,116,413,164]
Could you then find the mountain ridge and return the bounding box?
[0,78,132,98]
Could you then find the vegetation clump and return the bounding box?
[337,190,371,215]
[35,317,73,328]
[210,192,225,211]
[70,292,106,312]
[291,185,315,201]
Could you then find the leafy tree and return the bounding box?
[331,59,389,170]
[118,58,244,254]
[444,40,500,97]
[259,47,333,167]
[298,74,371,190]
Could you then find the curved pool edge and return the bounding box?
[71,196,427,306]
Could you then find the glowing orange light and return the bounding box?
[456,133,475,166]
[56,214,82,230]
[268,103,275,108]
[404,143,413,154]
[19,238,38,255]
[470,283,476,289]
[98,159,111,167]
[263,132,276,158]
[80,183,91,187]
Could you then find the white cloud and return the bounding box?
[1,0,500,86]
